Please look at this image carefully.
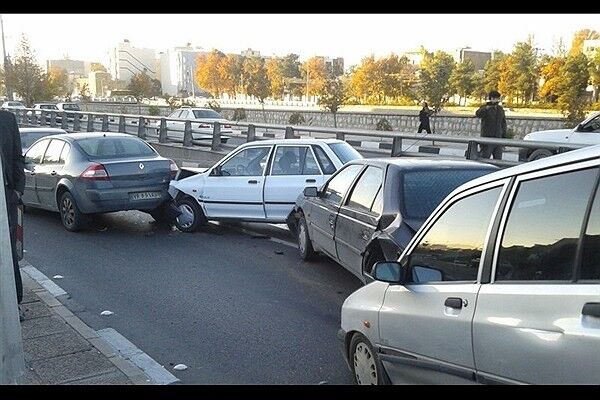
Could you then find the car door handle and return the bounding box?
[248,180,258,184]
[328,214,335,230]
[445,297,463,309]
[305,179,316,183]
[582,303,600,318]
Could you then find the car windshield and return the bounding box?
[327,143,363,164]
[192,109,222,119]
[402,169,496,220]
[9,102,24,107]
[21,132,54,149]
[40,105,58,109]
[77,137,156,159]
[62,104,81,111]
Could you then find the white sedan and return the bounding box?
[160,107,233,143]
[168,139,363,232]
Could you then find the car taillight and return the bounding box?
[224,124,231,129]
[198,123,211,129]
[81,163,109,181]
[169,160,179,179]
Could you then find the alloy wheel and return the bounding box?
[353,342,378,385]
[176,204,195,229]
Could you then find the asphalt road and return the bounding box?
[22,208,362,384]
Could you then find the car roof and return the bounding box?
[345,157,498,171]
[238,138,346,147]
[38,132,143,142]
[450,144,600,192]
[20,128,67,134]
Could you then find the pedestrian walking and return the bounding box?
[475,90,507,160]
[0,110,25,321]
[417,101,434,134]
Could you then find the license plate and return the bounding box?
[130,191,162,201]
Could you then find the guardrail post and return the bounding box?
[118,116,126,133]
[40,111,47,126]
[466,141,479,160]
[183,120,192,147]
[246,124,256,142]
[31,111,38,126]
[102,115,109,132]
[14,110,22,124]
[285,126,295,139]
[211,122,221,151]
[137,117,145,139]
[60,112,68,130]
[73,113,81,131]
[158,118,167,143]
[86,113,94,132]
[50,112,57,127]
[391,137,403,157]
[336,131,345,141]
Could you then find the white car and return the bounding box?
[26,103,59,117]
[160,107,234,142]
[168,139,363,232]
[1,100,26,110]
[520,111,600,161]
[56,102,82,113]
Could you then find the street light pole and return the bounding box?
[1,14,13,100]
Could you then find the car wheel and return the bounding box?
[349,333,388,385]
[297,215,316,261]
[174,197,206,233]
[59,191,87,232]
[528,148,553,161]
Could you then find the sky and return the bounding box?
[1,14,597,69]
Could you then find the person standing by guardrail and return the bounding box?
[417,101,434,134]
[0,110,25,320]
[475,90,507,160]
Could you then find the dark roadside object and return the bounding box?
[165,201,182,221]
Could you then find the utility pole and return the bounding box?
[1,14,13,100]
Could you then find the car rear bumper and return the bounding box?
[78,186,170,213]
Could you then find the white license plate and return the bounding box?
[130,192,162,201]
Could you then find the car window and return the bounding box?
[62,104,80,111]
[180,110,189,119]
[346,166,383,213]
[580,114,600,133]
[312,146,336,175]
[322,164,363,205]
[220,147,271,177]
[496,168,598,282]
[59,143,71,163]
[271,146,320,176]
[192,109,222,119]
[25,140,50,164]
[42,140,66,164]
[169,110,181,118]
[408,186,502,284]
[402,169,497,220]
[77,137,157,159]
[327,143,362,164]
[21,132,53,149]
[581,184,600,280]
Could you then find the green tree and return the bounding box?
[379,54,417,101]
[7,35,45,106]
[555,53,590,127]
[127,71,154,101]
[219,54,243,97]
[265,57,285,99]
[449,59,476,105]
[302,57,329,96]
[538,54,566,103]
[589,48,600,102]
[569,29,600,56]
[317,77,348,128]
[348,55,379,103]
[506,39,539,104]
[90,62,107,73]
[243,56,270,121]
[418,50,455,110]
[46,68,72,99]
[482,51,505,94]
[78,82,91,101]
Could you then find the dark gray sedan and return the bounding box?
[22,132,178,231]
[288,158,498,283]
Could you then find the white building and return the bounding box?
[169,44,207,96]
[110,39,158,83]
[157,51,177,96]
[241,48,260,57]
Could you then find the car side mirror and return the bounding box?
[303,187,319,197]
[575,123,584,132]
[211,165,222,176]
[368,261,406,284]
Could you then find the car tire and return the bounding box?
[59,191,87,232]
[349,333,389,385]
[149,203,173,224]
[528,148,553,161]
[297,215,316,261]
[174,197,206,233]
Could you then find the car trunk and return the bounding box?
[95,157,171,189]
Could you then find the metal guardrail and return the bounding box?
[7,107,587,168]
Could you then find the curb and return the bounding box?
[20,261,152,385]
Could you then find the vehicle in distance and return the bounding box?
[26,103,59,119]
[22,132,178,231]
[168,139,363,232]
[1,101,26,110]
[339,144,600,384]
[159,107,233,143]
[519,111,600,161]
[290,158,498,283]
[20,128,67,154]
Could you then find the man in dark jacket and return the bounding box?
[417,101,434,134]
[0,110,25,313]
[475,90,507,159]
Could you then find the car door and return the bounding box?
[473,163,600,384]
[305,164,364,260]
[568,114,600,145]
[334,165,384,279]
[263,145,326,221]
[377,182,506,384]
[166,110,183,139]
[22,139,50,206]
[201,146,273,220]
[35,139,69,208]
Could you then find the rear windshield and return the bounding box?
[62,104,81,111]
[77,137,156,159]
[402,169,496,220]
[9,102,24,107]
[328,143,363,164]
[21,132,54,149]
[192,109,223,119]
